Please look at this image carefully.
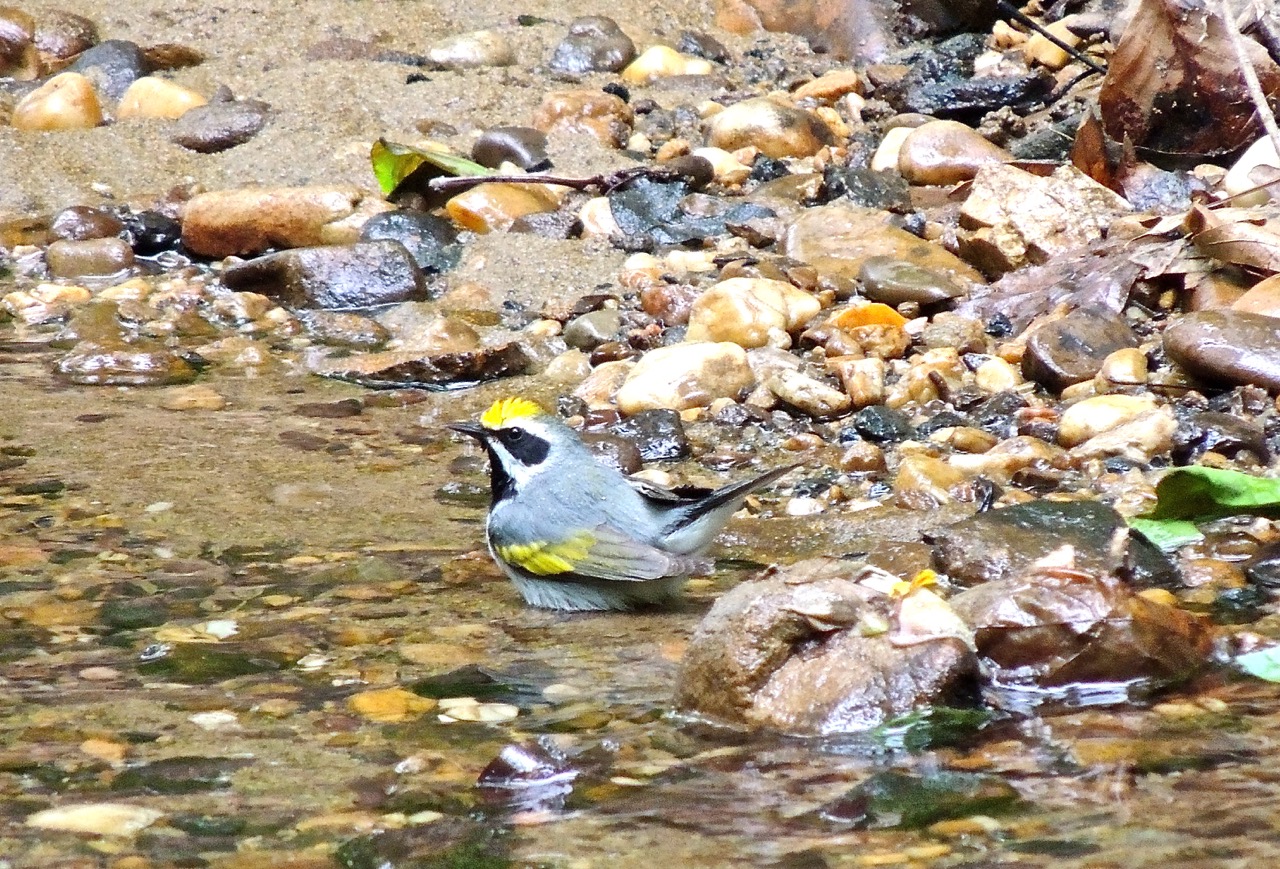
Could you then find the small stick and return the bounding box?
[428,166,678,195]
[996,0,1108,77]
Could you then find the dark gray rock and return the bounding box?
[359,210,461,274]
[562,309,621,351]
[859,255,967,306]
[472,126,550,171]
[69,39,145,101]
[608,408,690,461]
[548,16,635,75]
[171,100,270,153]
[1164,310,1280,393]
[1021,306,1137,392]
[221,240,425,309]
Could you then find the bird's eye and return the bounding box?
[506,428,525,442]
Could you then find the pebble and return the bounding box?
[1163,309,1280,392]
[686,277,821,349]
[50,205,124,242]
[471,126,550,171]
[68,38,145,101]
[533,90,634,148]
[785,204,984,285]
[426,29,515,69]
[33,10,98,61]
[382,308,481,354]
[221,240,424,309]
[159,384,227,411]
[616,342,755,414]
[898,120,1010,185]
[3,284,91,324]
[115,76,206,120]
[691,146,751,185]
[706,97,834,159]
[1094,347,1148,391]
[45,237,134,277]
[26,803,164,836]
[1070,407,1177,462]
[1058,394,1159,447]
[360,209,460,274]
[444,182,560,233]
[563,308,622,350]
[793,69,863,102]
[1223,136,1280,206]
[828,356,885,408]
[960,165,1132,273]
[1023,19,1082,70]
[974,356,1022,392]
[1233,274,1280,317]
[895,453,969,506]
[11,71,103,130]
[347,687,437,723]
[1021,307,1138,392]
[0,7,38,79]
[573,358,635,408]
[767,369,851,418]
[859,255,968,306]
[181,185,393,257]
[296,310,390,349]
[549,16,636,75]
[870,126,913,173]
[579,196,621,238]
[171,99,270,152]
[621,45,713,84]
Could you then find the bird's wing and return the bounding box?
[494,523,706,583]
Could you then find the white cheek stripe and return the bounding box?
[488,440,541,488]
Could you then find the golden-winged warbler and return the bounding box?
[448,397,797,612]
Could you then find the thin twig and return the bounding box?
[428,166,677,195]
[996,0,1108,77]
[1213,0,1280,164]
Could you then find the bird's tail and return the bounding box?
[661,463,799,545]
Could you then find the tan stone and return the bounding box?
[1058,394,1159,447]
[444,182,559,233]
[898,120,1009,186]
[533,90,634,148]
[793,69,863,102]
[11,71,102,130]
[620,45,712,83]
[686,277,821,348]
[116,76,207,120]
[616,342,755,413]
[706,97,835,159]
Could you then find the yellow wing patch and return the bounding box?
[497,532,595,576]
[480,397,544,430]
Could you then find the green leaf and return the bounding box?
[1127,517,1205,552]
[1146,466,1280,521]
[1236,646,1280,682]
[370,138,493,196]
[871,706,994,752]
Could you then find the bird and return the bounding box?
[448,397,797,612]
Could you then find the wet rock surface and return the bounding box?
[1164,310,1280,392]
[221,240,425,309]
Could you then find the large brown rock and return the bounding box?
[676,559,976,735]
[1163,309,1280,393]
[180,186,393,258]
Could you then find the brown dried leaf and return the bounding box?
[1187,204,1280,272]
[1099,0,1280,162]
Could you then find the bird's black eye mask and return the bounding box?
[494,426,550,467]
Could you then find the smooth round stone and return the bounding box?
[677,29,728,61]
[46,237,134,277]
[563,308,622,351]
[859,255,966,306]
[620,45,713,84]
[444,182,559,233]
[426,29,515,69]
[1232,274,1280,317]
[33,10,98,60]
[686,277,821,349]
[870,126,913,173]
[707,97,834,159]
[767,369,850,418]
[1021,307,1138,392]
[793,69,864,102]
[1094,347,1148,391]
[116,76,206,120]
[1058,394,1158,447]
[180,185,393,257]
[784,203,985,285]
[171,99,269,152]
[533,90,634,148]
[616,342,755,414]
[549,16,635,74]
[898,119,1009,185]
[1164,310,1280,392]
[0,6,39,79]
[50,205,124,242]
[360,210,460,273]
[472,126,550,171]
[221,240,424,309]
[68,38,145,101]
[11,71,102,130]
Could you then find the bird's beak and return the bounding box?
[447,422,487,441]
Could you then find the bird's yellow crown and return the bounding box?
[480,397,543,430]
